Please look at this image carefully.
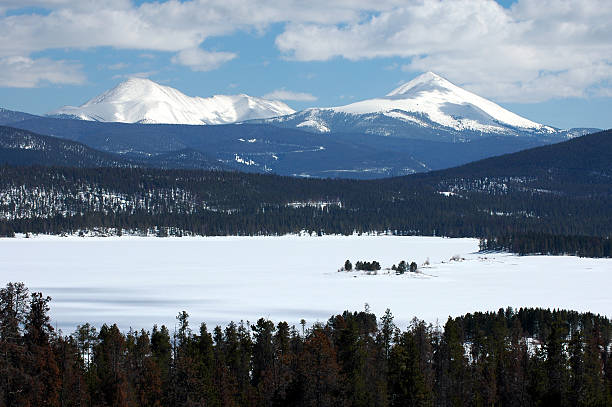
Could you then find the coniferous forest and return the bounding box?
[1,162,611,240]
[1,129,611,242]
[480,232,612,257]
[1,282,612,407]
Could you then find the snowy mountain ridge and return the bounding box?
[49,78,295,125]
[261,72,560,139]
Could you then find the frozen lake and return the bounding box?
[1,235,611,333]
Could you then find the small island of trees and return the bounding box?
[341,259,419,274]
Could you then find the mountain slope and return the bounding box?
[49,78,295,125]
[1,130,611,238]
[429,129,612,178]
[10,116,556,179]
[0,108,41,125]
[414,128,612,197]
[259,72,568,141]
[0,126,229,170]
[0,126,132,167]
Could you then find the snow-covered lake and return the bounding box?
[1,235,611,333]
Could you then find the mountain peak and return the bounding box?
[272,71,551,135]
[50,79,295,125]
[86,77,176,105]
[113,77,158,91]
[386,72,456,97]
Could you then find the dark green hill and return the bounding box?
[0,107,41,125]
[411,128,612,197]
[0,126,228,170]
[0,126,132,168]
[431,128,612,178]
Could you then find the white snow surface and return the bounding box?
[329,72,549,133]
[1,235,611,332]
[50,77,295,125]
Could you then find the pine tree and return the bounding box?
[0,282,29,342]
[0,282,30,406]
[93,324,131,407]
[24,292,61,406]
[251,318,276,388]
[543,321,569,405]
[151,324,172,401]
[388,331,430,406]
[300,328,341,407]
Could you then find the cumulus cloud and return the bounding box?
[263,88,317,101]
[171,48,237,72]
[0,56,85,88]
[275,0,612,102]
[1,0,611,100]
[0,0,397,56]
[0,0,387,84]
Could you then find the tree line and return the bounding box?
[1,282,611,406]
[480,232,612,258]
[1,165,612,241]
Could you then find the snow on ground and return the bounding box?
[0,235,610,333]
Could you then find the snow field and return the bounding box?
[0,235,610,333]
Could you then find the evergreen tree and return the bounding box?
[300,328,341,407]
[151,324,172,401]
[543,321,569,406]
[388,331,430,406]
[23,292,61,406]
[92,324,131,407]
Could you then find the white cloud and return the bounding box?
[171,48,237,72]
[0,0,398,56]
[263,88,317,102]
[106,62,128,70]
[0,56,85,88]
[1,0,611,100]
[275,0,612,102]
[111,71,157,80]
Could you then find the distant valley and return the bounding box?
[0,73,601,178]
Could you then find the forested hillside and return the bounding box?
[0,129,610,238]
[4,114,556,178]
[0,126,227,170]
[480,232,612,257]
[1,282,611,406]
[421,127,612,197]
[0,126,132,168]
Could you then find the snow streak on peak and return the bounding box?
[50,77,295,125]
[330,72,551,133]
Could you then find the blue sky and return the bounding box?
[0,0,610,129]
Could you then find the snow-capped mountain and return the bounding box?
[49,78,295,125]
[260,72,561,141]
